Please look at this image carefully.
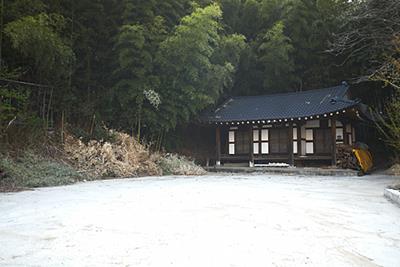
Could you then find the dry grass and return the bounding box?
[385,164,400,190]
[385,164,400,176]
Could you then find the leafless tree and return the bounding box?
[330,0,400,72]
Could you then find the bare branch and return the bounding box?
[330,0,400,71]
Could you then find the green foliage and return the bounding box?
[283,0,344,89]
[225,0,351,95]
[158,4,245,130]
[235,0,262,40]
[111,6,167,137]
[257,21,296,92]
[0,67,31,136]
[0,86,29,123]
[115,24,147,72]
[4,13,74,83]
[213,34,247,69]
[5,0,46,21]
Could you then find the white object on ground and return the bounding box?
[254,162,290,167]
[1,175,400,267]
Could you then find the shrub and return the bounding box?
[157,154,206,176]
[0,151,83,190]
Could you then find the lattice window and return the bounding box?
[228,131,235,155]
[306,129,314,154]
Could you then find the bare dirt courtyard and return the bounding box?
[1,174,400,267]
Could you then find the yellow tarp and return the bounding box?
[352,148,373,173]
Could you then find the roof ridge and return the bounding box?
[231,84,347,100]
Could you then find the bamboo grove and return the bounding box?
[0,0,399,151]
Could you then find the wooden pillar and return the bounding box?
[216,126,221,166]
[344,122,350,145]
[331,119,337,166]
[249,126,254,167]
[297,124,302,157]
[288,122,294,166]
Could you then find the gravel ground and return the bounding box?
[0,174,400,267]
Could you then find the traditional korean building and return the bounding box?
[204,83,367,167]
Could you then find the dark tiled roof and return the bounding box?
[206,84,360,123]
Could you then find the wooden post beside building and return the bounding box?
[216,126,221,166]
[343,122,350,145]
[297,124,302,157]
[331,119,337,166]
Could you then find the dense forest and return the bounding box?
[0,0,399,151]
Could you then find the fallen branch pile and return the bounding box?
[64,129,206,178]
[64,130,161,178]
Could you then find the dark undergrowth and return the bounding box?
[0,126,87,192]
[0,150,85,192]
